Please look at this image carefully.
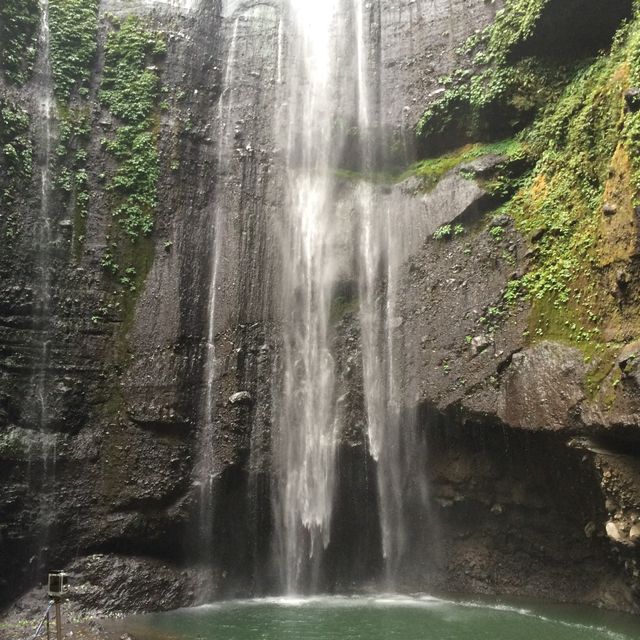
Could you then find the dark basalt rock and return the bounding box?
[3,0,640,621]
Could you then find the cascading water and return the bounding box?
[274,0,343,594]
[272,0,435,593]
[32,0,54,460]
[194,0,435,596]
[352,0,434,585]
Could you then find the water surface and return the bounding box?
[116,595,640,640]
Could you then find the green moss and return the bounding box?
[503,37,628,326]
[416,1,640,397]
[0,100,33,241]
[100,15,166,241]
[49,0,99,100]
[478,6,640,396]
[0,0,40,84]
[486,0,549,56]
[400,138,523,191]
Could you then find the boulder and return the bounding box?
[229,391,253,406]
[471,335,492,357]
[606,520,625,542]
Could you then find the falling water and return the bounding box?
[357,182,432,582]
[274,0,343,594]
[28,0,57,577]
[352,0,433,585]
[195,15,241,575]
[33,0,54,455]
[192,0,435,594]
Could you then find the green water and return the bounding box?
[117,595,640,640]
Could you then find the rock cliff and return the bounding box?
[2,0,640,623]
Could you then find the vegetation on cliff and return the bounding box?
[98,15,166,296]
[418,0,640,392]
[0,0,40,84]
[50,0,99,100]
[100,15,165,243]
[0,100,33,241]
[47,0,98,260]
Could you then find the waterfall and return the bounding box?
[274,0,342,594]
[195,15,241,583]
[190,0,435,595]
[33,0,54,452]
[353,0,433,585]
[272,0,434,593]
[28,0,57,577]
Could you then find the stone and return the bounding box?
[616,269,630,291]
[530,227,546,243]
[624,87,640,112]
[606,520,625,542]
[489,214,511,228]
[229,391,253,406]
[584,521,597,538]
[471,335,492,357]
[458,154,507,178]
[603,202,618,216]
[617,341,640,386]
[630,525,640,542]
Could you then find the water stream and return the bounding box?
[195,14,241,584]
[274,0,343,594]
[198,0,443,594]
[28,0,57,577]
[33,0,55,461]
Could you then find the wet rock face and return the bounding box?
[377,0,503,156]
[424,420,635,610]
[3,0,640,619]
[0,0,225,608]
[0,0,507,612]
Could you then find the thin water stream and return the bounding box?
[28,0,57,577]
[195,14,241,585]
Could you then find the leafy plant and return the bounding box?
[0,100,33,241]
[49,0,99,99]
[433,224,453,240]
[100,15,166,240]
[0,0,40,84]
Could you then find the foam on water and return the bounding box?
[119,594,640,640]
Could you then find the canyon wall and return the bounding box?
[2,0,640,618]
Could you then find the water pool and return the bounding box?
[114,594,640,640]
